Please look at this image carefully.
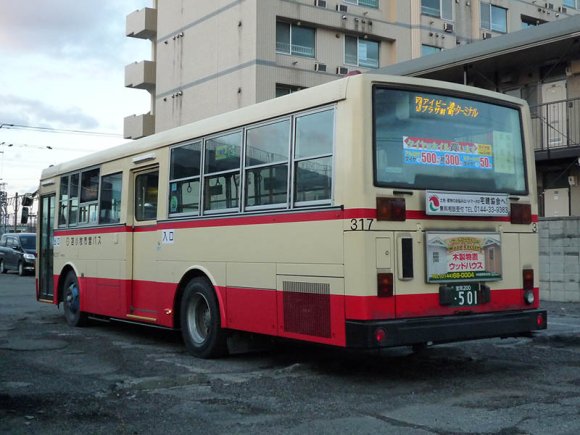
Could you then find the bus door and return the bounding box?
[38,194,55,301]
[128,167,160,323]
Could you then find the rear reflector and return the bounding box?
[537,313,546,328]
[374,328,386,343]
[511,203,532,224]
[376,197,406,221]
[377,273,394,297]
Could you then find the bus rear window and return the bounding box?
[373,87,527,195]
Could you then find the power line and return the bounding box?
[0,123,122,137]
[0,141,111,153]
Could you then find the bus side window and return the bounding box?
[99,173,123,224]
[293,109,334,205]
[135,171,159,221]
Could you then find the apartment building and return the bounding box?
[124,0,580,139]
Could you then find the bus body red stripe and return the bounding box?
[57,274,537,347]
[52,208,538,236]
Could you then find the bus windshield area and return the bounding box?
[373,87,527,195]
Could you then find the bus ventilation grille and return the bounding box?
[282,281,331,338]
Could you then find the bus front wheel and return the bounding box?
[62,271,88,327]
[180,277,228,359]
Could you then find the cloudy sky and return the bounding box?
[0,0,150,197]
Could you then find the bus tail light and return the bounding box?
[376,197,406,221]
[523,269,535,305]
[511,203,532,224]
[377,273,394,297]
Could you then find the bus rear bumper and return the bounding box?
[345,309,547,349]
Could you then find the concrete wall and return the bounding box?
[539,217,580,302]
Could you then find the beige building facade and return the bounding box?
[124,0,580,139]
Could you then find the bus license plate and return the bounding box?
[450,283,480,307]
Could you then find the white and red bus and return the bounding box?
[37,73,546,358]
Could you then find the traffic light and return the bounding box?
[22,195,34,207]
[21,207,29,224]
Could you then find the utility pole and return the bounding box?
[14,192,18,233]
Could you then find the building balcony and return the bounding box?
[124,113,155,140]
[125,60,156,91]
[126,7,157,40]
[532,97,580,160]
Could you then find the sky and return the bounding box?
[0,0,151,197]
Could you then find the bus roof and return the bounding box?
[40,73,526,180]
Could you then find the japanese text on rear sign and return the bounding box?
[415,96,479,119]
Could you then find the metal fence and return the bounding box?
[531,97,580,152]
[0,191,36,236]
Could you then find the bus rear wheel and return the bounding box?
[180,277,228,359]
[62,271,88,327]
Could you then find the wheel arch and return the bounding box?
[173,266,226,329]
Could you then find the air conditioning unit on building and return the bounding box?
[336,4,348,12]
[482,32,492,40]
[544,2,554,9]
[558,6,567,13]
[315,0,327,8]
[337,66,349,75]
[315,63,327,72]
[443,22,454,33]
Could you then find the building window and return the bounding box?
[421,44,442,56]
[345,36,379,68]
[344,0,379,8]
[563,0,577,8]
[276,84,303,98]
[276,22,315,58]
[481,3,507,33]
[421,0,453,20]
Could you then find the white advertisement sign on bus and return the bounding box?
[426,231,502,283]
[426,190,509,217]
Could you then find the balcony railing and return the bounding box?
[531,97,580,156]
[358,0,379,7]
[276,42,315,58]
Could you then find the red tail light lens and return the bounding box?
[377,273,394,297]
[511,203,532,224]
[523,269,534,291]
[376,197,406,221]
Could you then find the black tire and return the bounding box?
[62,271,88,327]
[180,277,228,359]
[18,262,25,276]
[0,260,6,274]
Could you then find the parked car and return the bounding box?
[0,233,37,276]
